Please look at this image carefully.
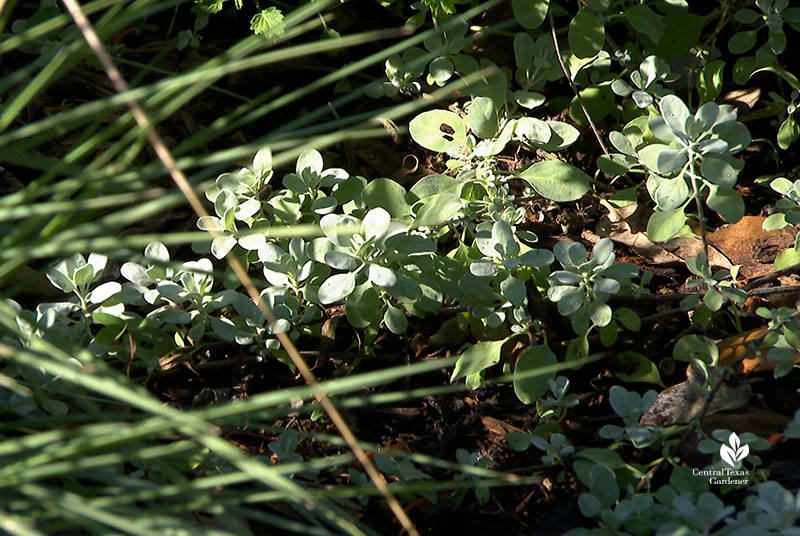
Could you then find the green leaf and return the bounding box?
[409,110,466,152]
[569,10,604,58]
[519,160,591,202]
[409,174,461,200]
[500,276,526,306]
[362,178,412,218]
[384,305,408,334]
[626,4,664,44]
[701,155,739,187]
[573,460,620,508]
[728,30,758,54]
[428,56,454,85]
[451,338,509,382]
[346,284,380,328]
[654,176,689,210]
[541,121,580,151]
[468,96,499,139]
[513,344,558,404]
[318,272,356,304]
[250,7,285,37]
[778,116,800,150]
[513,0,549,29]
[516,117,552,146]
[362,207,391,241]
[647,209,686,242]
[413,193,462,227]
[659,95,690,133]
[706,185,744,223]
[569,85,617,128]
[513,90,546,109]
[775,246,800,270]
[698,59,725,103]
[615,307,641,332]
[613,351,663,386]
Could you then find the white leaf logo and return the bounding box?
[720,432,749,467]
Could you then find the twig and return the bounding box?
[60,1,418,534]
[743,261,800,291]
[548,10,609,156]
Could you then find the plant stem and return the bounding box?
[548,10,609,156]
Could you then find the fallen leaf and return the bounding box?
[707,215,796,279]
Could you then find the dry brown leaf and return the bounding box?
[722,87,761,110]
[707,215,796,279]
[717,327,800,374]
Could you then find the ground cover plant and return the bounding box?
[1,0,800,534]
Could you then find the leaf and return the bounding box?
[698,59,725,103]
[409,174,461,200]
[569,10,604,58]
[500,276,526,306]
[647,209,686,242]
[346,284,380,328]
[451,338,509,382]
[362,178,412,218]
[367,264,397,288]
[519,160,591,202]
[541,121,580,151]
[413,193,463,227]
[706,185,744,223]
[728,30,757,54]
[513,344,558,404]
[659,95,690,133]
[88,281,122,304]
[409,110,466,152]
[512,0,549,29]
[468,96,499,139]
[384,305,408,334]
[514,90,546,109]
[625,4,664,43]
[613,351,664,386]
[318,272,356,304]
[516,117,551,145]
[362,207,391,241]
[250,7,285,37]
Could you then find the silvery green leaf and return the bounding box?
[701,155,739,187]
[282,173,306,193]
[120,262,151,287]
[253,147,272,176]
[89,281,122,304]
[555,286,584,315]
[655,176,690,210]
[238,232,266,251]
[214,189,236,219]
[263,267,290,287]
[648,117,677,143]
[600,262,639,280]
[86,253,107,279]
[500,276,526,306]
[296,149,323,175]
[324,251,359,271]
[554,240,587,267]
[318,272,356,304]
[311,195,338,215]
[73,263,94,288]
[197,216,224,231]
[470,260,498,277]
[502,258,521,271]
[492,220,518,257]
[362,207,391,241]
[46,262,76,293]
[319,167,348,187]
[211,235,236,259]
[660,95,691,133]
[594,277,621,295]
[550,271,582,285]
[610,131,635,155]
[320,214,360,247]
[591,238,615,265]
[707,185,745,222]
[234,198,261,220]
[368,264,397,288]
[611,78,633,96]
[695,101,720,130]
[515,117,551,145]
[631,90,653,108]
[715,121,751,153]
[384,305,408,334]
[211,316,238,341]
[696,138,729,154]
